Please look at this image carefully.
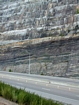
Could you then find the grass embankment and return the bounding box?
[0,81,64,105]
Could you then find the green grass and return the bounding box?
[59,33,64,36]
[0,81,64,105]
[76,9,79,14]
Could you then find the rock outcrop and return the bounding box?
[0,0,79,78]
[0,0,79,40]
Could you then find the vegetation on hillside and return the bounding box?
[0,81,64,105]
[76,9,79,14]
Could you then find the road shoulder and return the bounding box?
[0,97,18,105]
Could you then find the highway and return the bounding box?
[0,71,79,105]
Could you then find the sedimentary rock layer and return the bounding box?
[0,35,79,78]
[0,0,79,78]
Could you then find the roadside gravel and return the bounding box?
[0,97,18,105]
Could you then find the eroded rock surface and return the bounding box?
[0,0,79,78]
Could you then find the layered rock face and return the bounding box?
[0,0,79,40]
[0,0,79,78]
[0,35,79,78]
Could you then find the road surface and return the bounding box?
[0,71,79,105]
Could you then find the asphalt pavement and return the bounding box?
[0,71,79,105]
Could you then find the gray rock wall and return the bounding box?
[0,35,79,78]
[0,0,79,40]
[0,0,79,78]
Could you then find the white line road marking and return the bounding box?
[0,74,49,84]
[0,73,79,90]
[42,88,50,91]
[17,79,19,81]
[46,84,48,86]
[35,82,37,84]
[57,86,59,88]
[69,88,71,91]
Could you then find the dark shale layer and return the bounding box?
[0,35,79,78]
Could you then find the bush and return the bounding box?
[59,33,64,36]
[9,69,12,72]
[0,81,64,105]
[40,72,44,75]
[76,9,79,14]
